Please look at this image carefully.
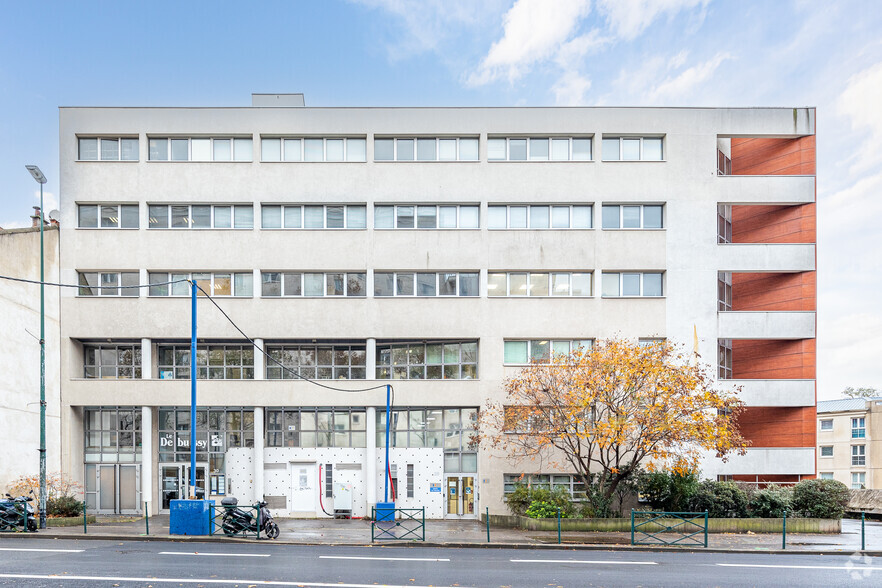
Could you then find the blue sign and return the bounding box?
[429,483,441,493]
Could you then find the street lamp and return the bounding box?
[25,164,48,530]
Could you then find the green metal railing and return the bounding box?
[371,507,425,542]
[210,503,262,539]
[631,510,709,547]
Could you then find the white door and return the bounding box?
[290,463,316,512]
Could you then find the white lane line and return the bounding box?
[511,559,656,565]
[0,547,84,553]
[718,563,882,571]
[0,574,460,588]
[160,551,270,558]
[319,555,450,562]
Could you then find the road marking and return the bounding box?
[160,551,270,557]
[0,574,460,588]
[320,555,450,562]
[0,547,84,553]
[511,559,656,565]
[718,563,882,571]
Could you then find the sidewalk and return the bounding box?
[3,516,880,554]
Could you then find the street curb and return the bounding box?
[1,532,880,556]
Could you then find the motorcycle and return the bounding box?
[0,491,38,532]
[220,497,279,539]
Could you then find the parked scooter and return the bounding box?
[220,497,279,539]
[0,491,38,532]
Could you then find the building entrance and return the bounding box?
[160,464,207,511]
[84,464,140,514]
[445,475,476,518]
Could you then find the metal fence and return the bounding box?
[0,500,32,532]
[371,507,425,542]
[631,510,709,547]
[210,503,262,539]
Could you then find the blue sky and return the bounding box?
[1,0,879,398]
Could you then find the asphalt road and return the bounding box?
[0,537,879,587]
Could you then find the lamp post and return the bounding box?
[25,164,48,530]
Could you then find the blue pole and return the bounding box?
[384,384,391,503]
[190,280,197,496]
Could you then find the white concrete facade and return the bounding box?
[57,101,816,516]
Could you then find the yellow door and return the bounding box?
[462,477,475,515]
[446,478,459,515]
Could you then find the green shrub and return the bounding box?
[525,500,568,519]
[791,479,849,519]
[505,484,575,517]
[46,496,84,517]
[748,485,792,518]
[688,480,749,518]
[640,471,698,511]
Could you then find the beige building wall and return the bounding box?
[817,400,882,489]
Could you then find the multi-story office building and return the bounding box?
[58,96,817,517]
[817,398,882,489]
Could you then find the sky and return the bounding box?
[0,0,879,399]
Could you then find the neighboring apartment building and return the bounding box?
[57,96,818,517]
[817,398,882,489]
[0,222,61,492]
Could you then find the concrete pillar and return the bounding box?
[141,406,153,512]
[253,406,265,502]
[253,338,265,380]
[141,338,152,379]
[366,338,377,380]
[366,406,377,509]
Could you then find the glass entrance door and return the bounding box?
[445,476,476,517]
[87,464,141,514]
[160,464,207,511]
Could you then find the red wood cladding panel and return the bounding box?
[731,136,816,175]
[731,203,816,244]
[732,339,815,380]
[736,406,816,448]
[732,272,816,311]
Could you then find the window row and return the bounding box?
[601,272,664,297]
[266,408,367,448]
[601,136,664,161]
[601,204,663,229]
[148,204,254,229]
[78,138,139,161]
[487,204,593,230]
[157,408,254,473]
[488,137,592,162]
[147,272,253,297]
[83,407,142,462]
[379,407,478,451]
[374,205,479,229]
[261,204,366,229]
[503,474,585,497]
[503,339,594,365]
[148,137,253,162]
[373,272,478,297]
[78,272,139,297]
[84,345,142,379]
[261,137,366,162]
[78,204,139,229]
[266,345,366,380]
[374,137,479,162]
[376,341,478,380]
[261,272,366,297]
[158,345,255,380]
[488,272,592,297]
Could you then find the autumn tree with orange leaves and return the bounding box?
[481,338,748,512]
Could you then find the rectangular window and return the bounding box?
[83,407,142,463]
[265,408,367,448]
[820,419,833,431]
[717,205,733,244]
[372,272,479,297]
[266,343,367,380]
[324,464,333,498]
[78,137,139,161]
[488,137,592,161]
[147,204,252,229]
[157,344,254,380]
[147,137,252,161]
[503,339,594,364]
[376,341,478,380]
[601,204,664,229]
[373,137,478,161]
[852,472,866,489]
[375,407,477,450]
[260,204,366,229]
[83,345,143,379]
[374,205,479,229]
[718,272,732,311]
[148,272,252,297]
[77,272,139,297]
[77,204,139,229]
[852,445,866,466]
[407,464,415,498]
[601,272,664,297]
[601,136,664,161]
[503,474,584,498]
[260,137,366,162]
[853,418,866,439]
[487,272,592,297]
[156,407,252,476]
[487,204,592,229]
[820,472,834,480]
[820,446,833,457]
[260,272,365,297]
[718,339,733,380]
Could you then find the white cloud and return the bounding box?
[34,190,59,214]
[596,0,709,41]
[817,312,882,398]
[467,0,592,86]
[552,71,592,105]
[0,220,29,230]
[647,51,731,102]
[836,61,882,175]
